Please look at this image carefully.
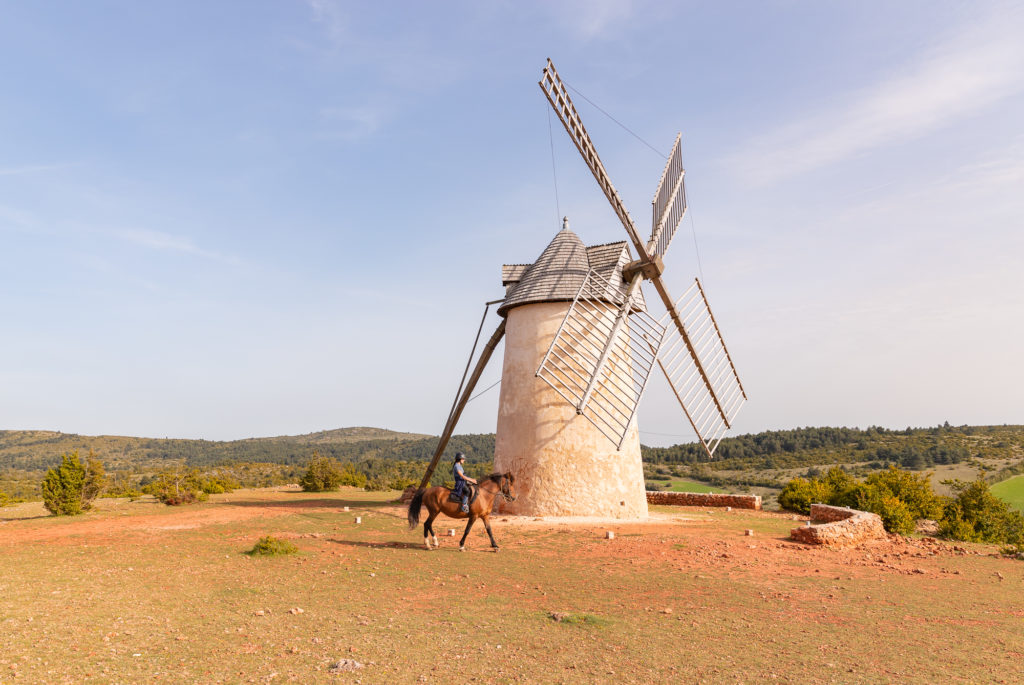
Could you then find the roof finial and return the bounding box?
[562,216,570,231]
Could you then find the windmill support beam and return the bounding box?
[417,318,507,491]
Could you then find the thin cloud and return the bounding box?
[0,162,76,176]
[729,13,1024,186]
[109,228,241,265]
[317,104,388,141]
[560,0,637,39]
[306,0,347,44]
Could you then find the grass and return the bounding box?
[0,487,1021,683]
[548,611,611,627]
[666,479,724,493]
[991,475,1024,511]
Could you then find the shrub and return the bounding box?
[144,469,209,506]
[40,451,106,516]
[198,472,240,494]
[103,474,143,499]
[777,477,828,515]
[300,453,343,492]
[337,462,367,488]
[859,466,945,521]
[246,535,298,556]
[778,466,946,535]
[645,481,666,491]
[938,479,1024,545]
[854,487,916,535]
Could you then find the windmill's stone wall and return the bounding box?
[493,302,648,519]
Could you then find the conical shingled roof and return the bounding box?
[498,227,646,316]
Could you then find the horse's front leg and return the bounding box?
[482,515,499,550]
[459,515,477,551]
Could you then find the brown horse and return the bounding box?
[407,473,516,551]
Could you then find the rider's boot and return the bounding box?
[461,494,469,513]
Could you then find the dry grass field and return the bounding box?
[1,488,1021,684]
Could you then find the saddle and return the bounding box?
[448,483,477,504]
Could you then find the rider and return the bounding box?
[452,452,477,513]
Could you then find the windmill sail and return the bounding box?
[656,279,746,456]
[539,59,649,261]
[536,269,667,449]
[538,58,746,458]
[648,133,686,258]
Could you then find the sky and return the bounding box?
[1,1,1022,446]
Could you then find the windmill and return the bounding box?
[413,59,745,518]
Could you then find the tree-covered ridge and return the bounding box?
[3,424,1022,477]
[641,424,1024,471]
[0,428,493,472]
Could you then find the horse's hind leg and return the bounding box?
[423,511,439,550]
[482,515,499,550]
[428,514,440,548]
[459,515,476,551]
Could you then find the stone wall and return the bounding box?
[645,491,762,510]
[790,503,887,548]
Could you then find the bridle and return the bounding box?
[497,474,517,503]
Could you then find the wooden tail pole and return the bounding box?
[417,318,507,490]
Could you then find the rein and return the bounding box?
[479,477,515,503]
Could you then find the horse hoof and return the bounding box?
[459,547,465,552]
[492,547,500,552]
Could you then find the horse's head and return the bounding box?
[500,472,517,503]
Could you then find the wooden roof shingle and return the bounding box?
[498,228,646,316]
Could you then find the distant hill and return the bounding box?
[0,426,477,473]
[643,424,1024,468]
[3,423,1022,483]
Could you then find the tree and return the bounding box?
[143,468,210,505]
[300,452,343,492]
[939,479,1024,545]
[41,451,106,516]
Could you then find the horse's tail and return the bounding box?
[407,488,426,530]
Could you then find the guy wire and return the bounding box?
[547,105,561,225]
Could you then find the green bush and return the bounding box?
[854,487,916,535]
[144,469,209,506]
[198,472,240,494]
[300,453,343,492]
[939,479,1024,545]
[337,462,367,488]
[860,466,945,520]
[103,473,143,499]
[40,451,106,516]
[777,476,829,514]
[778,466,945,534]
[246,535,298,556]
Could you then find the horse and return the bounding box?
[407,473,516,551]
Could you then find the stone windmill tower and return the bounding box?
[492,220,652,517]
[413,60,746,519]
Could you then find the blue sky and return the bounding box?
[2,1,1022,445]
